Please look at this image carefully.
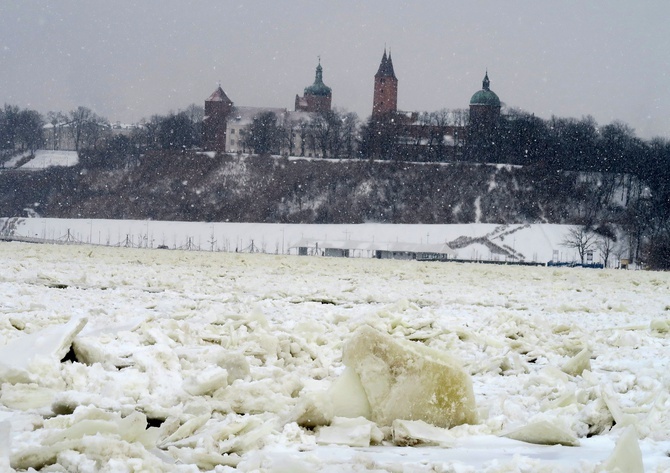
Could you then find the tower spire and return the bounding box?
[375,47,396,79]
[372,47,399,116]
[296,57,332,112]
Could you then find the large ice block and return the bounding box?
[342,325,477,428]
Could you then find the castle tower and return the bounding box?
[295,59,332,113]
[372,49,398,117]
[203,85,234,152]
[469,71,501,131]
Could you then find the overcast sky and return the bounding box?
[2,1,669,139]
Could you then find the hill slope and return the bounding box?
[0,151,634,225]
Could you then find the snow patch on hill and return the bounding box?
[17,150,79,170]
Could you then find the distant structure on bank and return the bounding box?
[372,49,398,117]
[202,84,297,155]
[295,59,332,113]
[464,71,502,159]
[367,49,502,157]
[202,51,502,156]
[203,85,234,153]
[203,63,328,155]
[469,71,501,134]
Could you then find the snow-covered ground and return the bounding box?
[0,240,668,471]
[1,151,32,169]
[2,218,609,266]
[15,150,78,170]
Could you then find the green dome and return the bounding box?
[470,89,500,106]
[304,62,332,97]
[470,72,500,107]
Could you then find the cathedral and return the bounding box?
[202,51,502,156]
[370,48,501,147]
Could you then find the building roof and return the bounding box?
[207,85,233,104]
[227,106,287,126]
[375,49,397,80]
[285,110,316,123]
[470,72,500,107]
[304,60,332,97]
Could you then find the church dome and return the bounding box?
[304,62,332,97]
[470,72,500,107]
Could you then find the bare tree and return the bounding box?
[46,111,68,150]
[243,111,281,155]
[597,234,616,268]
[69,106,93,151]
[15,109,44,151]
[308,110,340,158]
[141,115,162,150]
[184,103,204,124]
[339,111,359,159]
[280,117,300,157]
[68,106,108,151]
[562,226,598,264]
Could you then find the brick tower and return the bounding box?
[203,84,234,152]
[372,49,398,117]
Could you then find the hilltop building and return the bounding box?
[202,85,234,152]
[368,49,481,159]
[469,71,501,134]
[295,60,332,113]
[202,52,502,159]
[465,71,502,160]
[372,49,398,117]
[203,63,331,156]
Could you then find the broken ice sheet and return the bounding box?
[0,317,87,384]
[0,383,56,411]
[501,419,580,446]
[392,419,455,447]
[317,416,383,447]
[599,425,644,473]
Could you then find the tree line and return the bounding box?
[0,103,205,161]
[241,109,359,158]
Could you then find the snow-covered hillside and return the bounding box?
[1,150,79,170]
[18,150,79,169]
[0,242,668,471]
[0,151,637,226]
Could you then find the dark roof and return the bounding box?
[470,72,500,107]
[206,86,233,104]
[375,49,397,80]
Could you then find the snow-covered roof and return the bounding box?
[227,106,287,127]
[206,85,233,103]
[285,110,315,123]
